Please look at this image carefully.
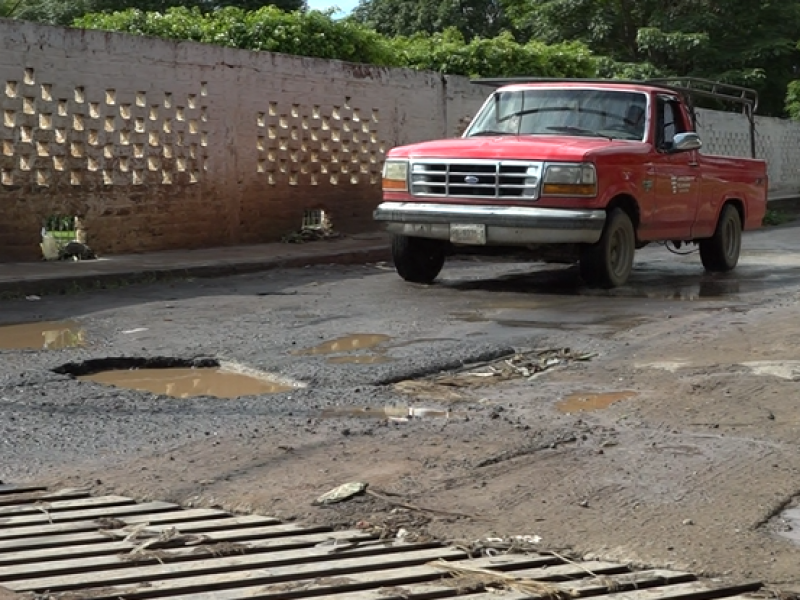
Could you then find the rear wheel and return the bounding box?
[699,204,741,272]
[391,235,446,283]
[579,208,635,288]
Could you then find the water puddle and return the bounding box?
[293,334,391,356]
[293,333,395,365]
[321,405,451,421]
[776,506,800,544]
[0,320,87,350]
[78,367,295,399]
[556,391,638,414]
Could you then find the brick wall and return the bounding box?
[0,19,487,261]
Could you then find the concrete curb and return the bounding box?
[0,244,391,298]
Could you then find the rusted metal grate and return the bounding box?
[0,484,762,599]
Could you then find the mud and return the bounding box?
[79,367,296,399]
[0,320,86,350]
[555,391,638,413]
[3,222,800,589]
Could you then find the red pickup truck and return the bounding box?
[374,78,768,288]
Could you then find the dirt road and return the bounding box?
[2,222,800,588]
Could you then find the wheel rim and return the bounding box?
[723,214,740,260]
[609,226,633,279]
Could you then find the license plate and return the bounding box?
[450,224,487,245]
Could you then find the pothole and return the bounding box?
[556,391,638,414]
[0,320,87,350]
[773,504,800,544]
[292,333,394,364]
[54,357,304,399]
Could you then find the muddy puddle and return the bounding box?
[294,334,391,355]
[293,333,396,364]
[0,320,87,350]
[556,391,638,414]
[321,405,451,421]
[79,367,295,399]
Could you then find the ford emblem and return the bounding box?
[464,175,479,184]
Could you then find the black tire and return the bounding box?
[391,235,446,283]
[579,208,636,288]
[699,204,741,272]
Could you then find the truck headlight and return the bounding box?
[382,160,409,192]
[542,163,597,197]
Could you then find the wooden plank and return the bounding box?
[0,495,136,516]
[5,546,468,594]
[460,580,762,600]
[0,488,91,508]
[0,500,179,528]
[0,528,375,568]
[0,535,415,582]
[0,514,285,549]
[166,558,624,600]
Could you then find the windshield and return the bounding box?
[465,88,648,141]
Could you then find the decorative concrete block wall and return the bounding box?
[696,108,800,198]
[0,19,487,261]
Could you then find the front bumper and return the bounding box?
[373,201,606,245]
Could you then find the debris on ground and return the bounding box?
[449,534,543,557]
[471,348,597,380]
[394,348,597,401]
[428,559,576,598]
[281,218,342,244]
[313,481,368,505]
[96,523,211,563]
[355,510,435,542]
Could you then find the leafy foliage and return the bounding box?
[74,6,398,65]
[0,0,24,17]
[73,7,597,78]
[350,0,508,42]
[12,0,305,26]
[393,29,596,78]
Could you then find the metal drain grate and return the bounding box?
[0,484,762,599]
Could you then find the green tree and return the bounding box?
[504,0,800,116]
[350,0,509,41]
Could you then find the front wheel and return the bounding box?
[579,208,636,288]
[391,235,446,283]
[699,204,741,272]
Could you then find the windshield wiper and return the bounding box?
[547,126,614,141]
[546,125,603,137]
[467,130,512,137]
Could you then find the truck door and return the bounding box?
[653,95,700,239]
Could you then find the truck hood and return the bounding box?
[389,135,638,161]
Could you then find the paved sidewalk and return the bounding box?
[0,232,391,297]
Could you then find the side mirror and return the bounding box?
[673,132,702,152]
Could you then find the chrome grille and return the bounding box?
[410,160,543,199]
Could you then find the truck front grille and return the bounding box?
[409,160,542,199]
